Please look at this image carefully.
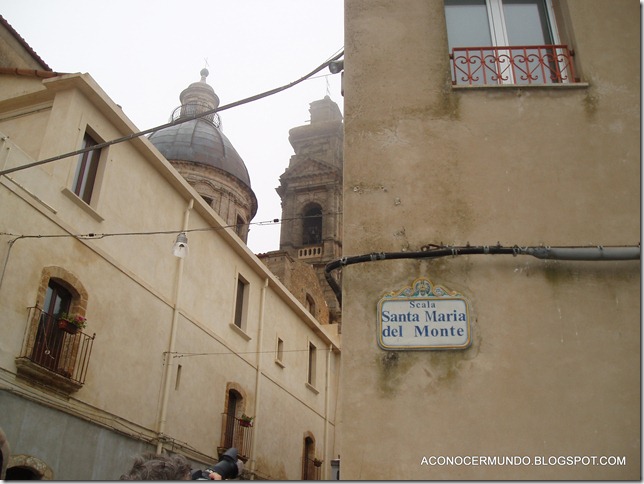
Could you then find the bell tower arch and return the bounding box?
[275,96,343,324]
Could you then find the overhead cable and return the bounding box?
[0,49,344,177]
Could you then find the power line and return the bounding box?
[170,347,332,359]
[0,211,343,241]
[0,49,344,177]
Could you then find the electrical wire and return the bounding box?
[0,49,344,177]
[0,211,342,241]
[170,347,332,359]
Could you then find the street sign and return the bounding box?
[377,277,471,350]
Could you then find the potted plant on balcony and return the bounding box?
[239,413,254,427]
[313,458,323,467]
[57,312,87,334]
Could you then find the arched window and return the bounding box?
[16,266,93,393]
[223,389,242,449]
[302,434,319,480]
[219,384,252,462]
[31,280,73,372]
[302,205,322,245]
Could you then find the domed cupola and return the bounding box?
[149,69,257,243]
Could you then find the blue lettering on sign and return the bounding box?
[424,310,467,322]
[413,326,465,337]
[382,325,404,337]
[381,310,420,323]
[409,301,436,309]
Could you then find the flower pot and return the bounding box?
[58,319,78,334]
[239,420,252,428]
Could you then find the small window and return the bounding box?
[72,133,102,204]
[307,342,317,387]
[235,215,246,240]
[233,275,249,329]
[276,337,285,365]
[305,294,316,317]
[445,0,576,85]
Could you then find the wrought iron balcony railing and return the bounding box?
[171,103,222,128]
[219,414,254,463]
[450,44,578,86]
[16,308,95,392]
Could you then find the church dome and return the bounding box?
[149,68,252,188]
[149,118,251,186]
[149,69,257,243]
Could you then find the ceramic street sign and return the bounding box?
[377,277,471,350]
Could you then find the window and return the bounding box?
[235,215,247,241]
[233,275,249,329]
[219,384,253,462]
[305,294,316,318]
[445,0,576,85]
[72,133,102,203]
[307,342,317,387]
[276,337,285,366]
[16,267,95,393]
[302,434,320,480]
[302,205,322,245]
[31,280,72,372]
[223,389,241,449]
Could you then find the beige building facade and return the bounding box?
[0,16,339,480]
[338,0,640,480]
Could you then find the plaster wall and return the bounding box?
[340,0,640,479]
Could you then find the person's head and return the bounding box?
[120,452,191,480]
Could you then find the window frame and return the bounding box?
[71,131,103,204]
[232,274,249,331]
[307,341,317,388]
[446,0,571,86]
[275,336,285,367]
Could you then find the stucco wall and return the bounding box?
[340,0,640,479]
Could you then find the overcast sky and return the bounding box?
[2,0,344,254]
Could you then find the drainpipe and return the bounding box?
[322,344,332,480]
[156,198,193,453]
[248,277,269,478]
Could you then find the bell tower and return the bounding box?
[276,96,343,324]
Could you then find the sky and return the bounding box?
[1,0,344,254]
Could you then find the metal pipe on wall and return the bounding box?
[156,198,193,453]
[325,244,641,306]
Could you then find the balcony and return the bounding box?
[298,245,323,260]
[16,309,95,393]
[171,102,222,128]
[450,44,578,86]
[219,414,254,463]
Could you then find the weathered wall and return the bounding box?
[340,0,640,479]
